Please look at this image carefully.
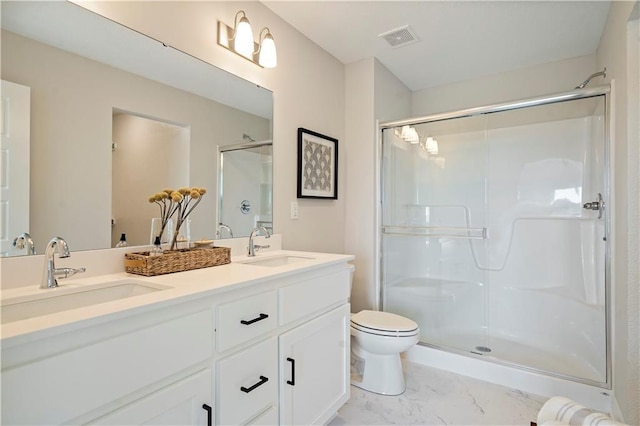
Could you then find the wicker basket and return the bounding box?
[124,246,231,276]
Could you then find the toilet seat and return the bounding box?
[351,310,419,337]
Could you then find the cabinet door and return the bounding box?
[91,369,213,425]
[279,304,350,425]
[2,310,212,425]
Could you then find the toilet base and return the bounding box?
[350,343,406,395]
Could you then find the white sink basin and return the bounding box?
[0,280,170,324]
[239,255,315,267]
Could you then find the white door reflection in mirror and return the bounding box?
[112,112,189,247]
[1,80,30,257]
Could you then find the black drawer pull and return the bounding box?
[202,404,212,426]
[286,357,295,386]
[240,375,269,393]
[240,313,269,325]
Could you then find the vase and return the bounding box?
[173,219,191,250]
[149,217,174,246]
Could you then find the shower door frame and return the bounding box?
[376,85,612,389]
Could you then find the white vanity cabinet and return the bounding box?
[1,253,353,426]
[215,266,351,426]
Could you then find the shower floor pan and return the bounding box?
[420,331,605,384]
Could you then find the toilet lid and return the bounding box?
[351,310,418,333]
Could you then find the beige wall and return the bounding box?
[112,114,189,247]
[344,58,376,312]
[79,1,346,254]
[596,1,639,424]
[412,54,597,116]
[0,29,269,253]
[344,58,411,312]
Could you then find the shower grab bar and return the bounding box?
[382,225,487,239]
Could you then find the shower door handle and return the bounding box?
[583,193,604,219]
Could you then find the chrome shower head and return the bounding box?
[575,68,606,89]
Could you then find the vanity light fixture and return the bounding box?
[218,11,278,68]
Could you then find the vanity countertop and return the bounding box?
[0,250,354,345]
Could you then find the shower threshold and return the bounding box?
[404,344,611,415]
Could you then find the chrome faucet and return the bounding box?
[216,223,234,239]
[13,232,36,255]
[41,237,86,289]
[247,226,271,257]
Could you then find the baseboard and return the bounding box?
[610,395,625,423]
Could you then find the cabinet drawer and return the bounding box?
[279,269,350,325]
[217,337,278,426]
[1,310,212,425]
[216,290,277,352]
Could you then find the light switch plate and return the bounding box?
[290,201,299,220]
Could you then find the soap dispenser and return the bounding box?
[115,233,128,248]
[150,236,163,256]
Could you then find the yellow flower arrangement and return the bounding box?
[149,187,206,250]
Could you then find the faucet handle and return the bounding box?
[55,267,86,279]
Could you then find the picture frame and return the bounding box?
[297,128,338,199]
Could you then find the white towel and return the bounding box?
[537,396,628,426]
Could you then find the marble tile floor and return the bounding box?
[330,360,547,425]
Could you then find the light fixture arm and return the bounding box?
[231,11,248,41]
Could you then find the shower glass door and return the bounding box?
[381,115,490,353]
[381,94,608,385]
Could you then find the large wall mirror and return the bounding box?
[0,1,273,257]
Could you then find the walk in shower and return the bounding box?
[379,87,610,387]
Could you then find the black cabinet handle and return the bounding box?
[240,313,269,325]
[286,357,295,386]
[202,404,212,426]
[240,375,269,393]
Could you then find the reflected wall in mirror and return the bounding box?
[218,142,273,239]
[112,112,190,247]
[0,1,273,257]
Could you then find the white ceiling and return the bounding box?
[262,1,611,91]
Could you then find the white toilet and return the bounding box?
[348,266,419,395]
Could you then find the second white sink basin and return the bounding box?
[239,255,315,267]
[1,280,170,324]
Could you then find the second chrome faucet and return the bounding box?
[247,226,271,257]
[41,237,86,289]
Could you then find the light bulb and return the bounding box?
[406,127,419,144]
[234,16,254,58]
[426,137,438,154]
[259,33,277,68]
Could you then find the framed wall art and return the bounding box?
[297,128,338,199]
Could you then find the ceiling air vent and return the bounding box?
[379,25,419,48]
